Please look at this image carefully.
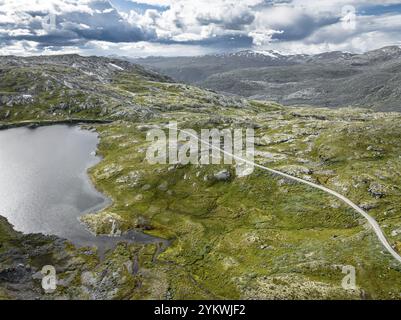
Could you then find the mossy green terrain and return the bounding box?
[0,55,400,299]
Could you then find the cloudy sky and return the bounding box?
[1,0,401,57]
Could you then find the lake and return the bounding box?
[0,125,165,252]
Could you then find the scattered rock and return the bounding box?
[80,212,126,236]
[81,271,97,287]
[158,182,168,191]
[137,124,160,132]
[368,182,388,198]
[142,184,152,191]
[359,201,378,211]
[213,170,231,182]
[391,228,401,237]
[277,165,312,177]
[255,150,287,161]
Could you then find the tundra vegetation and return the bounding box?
[0,55,400,299]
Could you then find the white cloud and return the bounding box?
[1,0,401,56]
[83,39,217,57]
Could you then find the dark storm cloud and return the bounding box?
[196,9,255,30]
[271,15,340,41]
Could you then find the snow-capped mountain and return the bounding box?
[130,46,401,111]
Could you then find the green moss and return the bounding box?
[79,105,401,299]
[1,59,401,299]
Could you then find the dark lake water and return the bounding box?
[0,125,165,253]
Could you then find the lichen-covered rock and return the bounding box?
[359,200,378,211]
[255,150,287,161]
[239,274,361,300]
[116,170,143,187]
[80,212,126,236]
[277,165,312,177]
[256,134,295,146]
[368,182,388,198]
[213,170,231,182]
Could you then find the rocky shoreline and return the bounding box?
[0,120,167,300]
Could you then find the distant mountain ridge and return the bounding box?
[130,46,401,112]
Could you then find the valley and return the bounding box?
[0,55,400,300]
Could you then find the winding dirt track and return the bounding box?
[181,129,401,264]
